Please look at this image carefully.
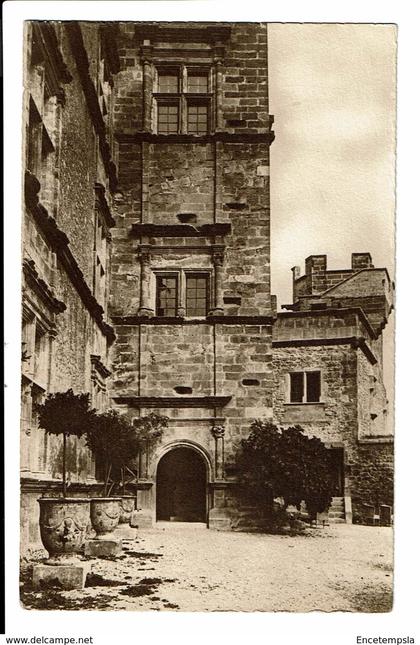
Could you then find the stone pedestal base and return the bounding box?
[84,539,122,558]
[33,561,91,590]
[131,510,153,529]
[114,525,138,540]
[208,507,234,531]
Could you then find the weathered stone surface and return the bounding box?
[130,510,153,529]
[84,539,122,557]
[33,561,91,590]
[114,525,138,540]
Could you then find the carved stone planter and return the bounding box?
[118,495,136,525]
[90,497,122,539]
[38,497,91,564]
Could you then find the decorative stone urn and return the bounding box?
[90,497,122,539]
[118,495,136,525]
[38,497,91,565]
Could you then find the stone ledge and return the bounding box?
[111,315,273,326]
[112,395,232,409]
[131,222,231,238]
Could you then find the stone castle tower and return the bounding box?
[109,22,275,527]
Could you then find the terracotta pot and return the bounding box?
[38,497,91,565]
[90,498,122,539]
[119,496,136,524]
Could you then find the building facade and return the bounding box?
[273,254,394,524]
[108,21,274,529]
[21,22,119,552]
[20,21,393,554]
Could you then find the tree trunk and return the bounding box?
[62,431,67,497]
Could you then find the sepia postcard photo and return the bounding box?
[5,1,416,642]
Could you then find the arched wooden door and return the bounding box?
[156,447,207,522]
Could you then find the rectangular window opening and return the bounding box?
[158,74,179,94]
[289,371,321,403]
[158,103,179,134]
[306,371,321,403]
[187,74,208,94]
[290,372,304,403]
[156,274,178,317]
[187,104,208,135]
[186,274,209,317]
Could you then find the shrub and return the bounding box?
[238,420,336,525]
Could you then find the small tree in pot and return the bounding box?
[133,412,168,479]
[35,389,96,562]
[85,410,141,538]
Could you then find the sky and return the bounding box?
[268,24,396,306]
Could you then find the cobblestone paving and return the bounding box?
[22,523,393,612]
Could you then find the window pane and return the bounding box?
[290,372,304,403]
[306,371,321,402]
[158,74,178,93]
[186,275,208,316]
[187,105,208,135]
[187,74,208,93]
[156,276,178,316]
[158,104,178,134]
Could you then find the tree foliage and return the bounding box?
[238,420,335,519]
[133,412,169,445]
[36,389,96,437]
[35,389,96,496]
[85,410,140,495]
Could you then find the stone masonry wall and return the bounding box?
[55,24,99,291]
[273,344,394,521]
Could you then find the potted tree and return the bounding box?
[35,389,96,562]
[118,413,169,527]
[85,410,140,539]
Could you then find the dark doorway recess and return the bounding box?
[329,447,345,496]
[156,448,207,522]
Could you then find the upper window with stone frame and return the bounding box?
[154,270,210,318]
[289,370,322,404]
[154,66,212,135]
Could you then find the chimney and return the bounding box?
[351,252,373,271]
[305,255,327,294]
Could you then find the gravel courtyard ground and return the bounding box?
[21,523,393,612]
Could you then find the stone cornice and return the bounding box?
[94,182,116,229]
[112,395,232,409]
[111,315,273,326]
[65,22,118,191]
[20,478,102,494]
[272,336,378,365]
[90,354,112,379]
[24,171,116,344]
[358,436,394,445]
[134,23,232,45]
[131,222,231,239]
[115,131,275,146]
[22,259,66,315]
[99,24,120,76]
[32,22,73,95]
